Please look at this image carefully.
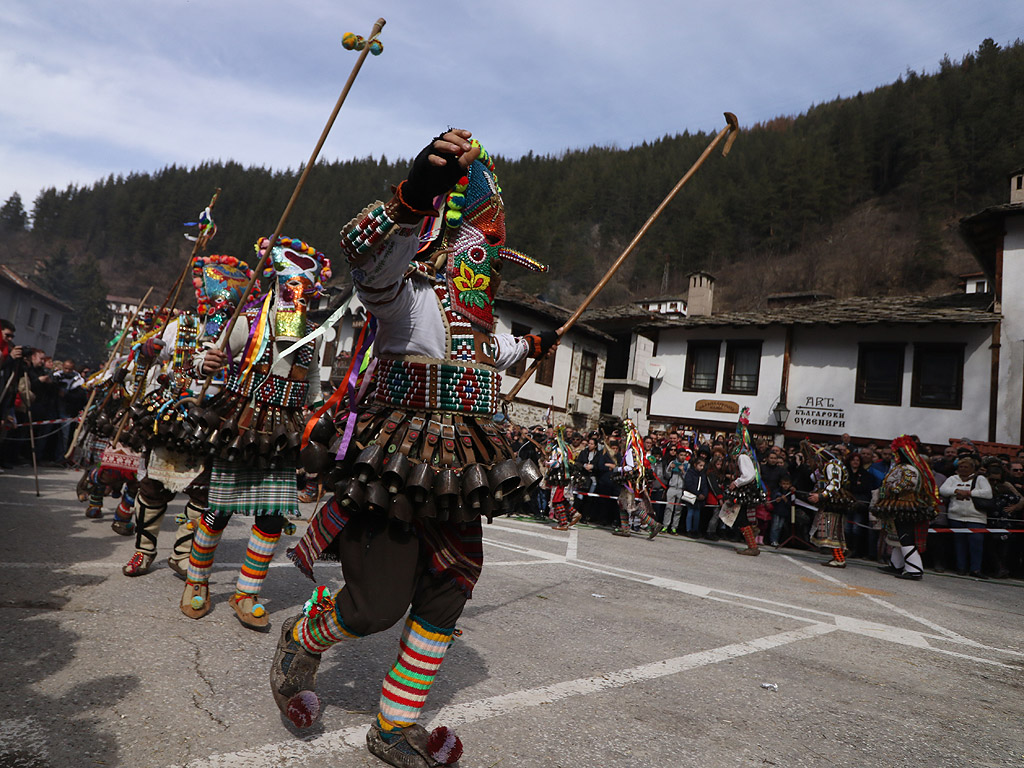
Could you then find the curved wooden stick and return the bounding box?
[197,17,386,400]
[505,112,739,402]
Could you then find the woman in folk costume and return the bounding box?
[728,408,766,556]
[547,426,582,531]
[120,255,255,578]
[181,238,329,629]
[612,418,662,539]
[872,435,938,581]
[270,130,557,768]
[804,441,856,568]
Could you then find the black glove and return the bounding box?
[402,133,467,212]
[524,330,560,358]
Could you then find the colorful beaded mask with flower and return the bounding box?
[192,255,256,319]
[255,236,331,342]
[428,141,547,332]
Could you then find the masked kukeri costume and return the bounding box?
[612,419,662,539]
[120,255,254,578]
[270,136,555,767]
[806,443,856,568]
[728,409,766,556]
[871,435,938,580]
[547,428,582,530]
[180,238,327,629]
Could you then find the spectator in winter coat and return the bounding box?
[682,457,708,537]
[939,457,992,578]
[660,446,687,533]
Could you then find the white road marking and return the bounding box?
[180,623,837,768]
[566,525,578,560]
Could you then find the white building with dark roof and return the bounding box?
[0,264,73,356]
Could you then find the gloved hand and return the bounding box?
[524,330,560,358]
[401,129,479,212]
[140,338,165,359]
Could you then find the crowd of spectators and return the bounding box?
[0,318,89,470]
[504,421,1024,581]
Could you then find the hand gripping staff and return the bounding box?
[504,112,740,402]
[197,17,386,400]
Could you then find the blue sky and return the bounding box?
[1,0,1022,215]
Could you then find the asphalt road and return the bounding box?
[1,465,1023,768]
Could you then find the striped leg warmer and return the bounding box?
[294,605,362,654]
[185,515,224,586]
[114,488,136,523]
[552,499,569,527]
[234,524,281,597]
[833,547,846,564]
[377,617,454,732]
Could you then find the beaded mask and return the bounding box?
[256,237,331,342]
[422,141,547,332]
[192,255,256,335]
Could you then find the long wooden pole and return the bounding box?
[505,112,739,402]
[65,287,154,459]
[197,17,385,400]
[109,190,223,445]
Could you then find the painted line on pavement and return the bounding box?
[180,623,837,768]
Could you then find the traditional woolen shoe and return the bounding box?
[180,581,210,619]
[823,559,846,568]
[735,546,760,556]
[166,556,188,580]
[611,527,631,537]
[366,723,444,768]
[111,518,135,536]
[122,550,156,577]
[569,511,582,527]
[552,524,569,531]
[270,615,322,728]
[231,593,270,631]
[647,522,663,540]
[878,564,901,575]
[85,504,103,519]
[895,571,923,580]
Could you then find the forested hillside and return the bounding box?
[1,37,1022,359]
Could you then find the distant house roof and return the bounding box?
[635,292,997,331]
[959,201,1024,279]
[106,294,142,305]
[581,303,660,329]
[0,265,74,312]
[495,284,614,342]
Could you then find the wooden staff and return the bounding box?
[22,373,40,496]
[64,287,154,459]
[505,112,740,402]
[197,17,386,400]
[109,189,223,445]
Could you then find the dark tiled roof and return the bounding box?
[959,201,1024,278]
[495,284,614,342]
[635,292,997,330]
[1,265,74,312]
[581,303,660,324]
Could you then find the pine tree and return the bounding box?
[0,193,27,232]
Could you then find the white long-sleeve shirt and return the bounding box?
[939,473,992,524]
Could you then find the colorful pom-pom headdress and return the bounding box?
[256,236,332,342]
[891,434,939,511]
[416,140,547,332]
[192,255,256,317]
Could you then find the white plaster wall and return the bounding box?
[649,327,788,429]
[997,217,1024,444]
[787,325,992,444]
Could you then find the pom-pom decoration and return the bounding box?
[283,521,297,536]
[303,585,335,618]
[342,33,383,55]
[427,726,464,766]
[341,32,359,49]
[191,254,257,317]
[286,690,321,729]
[190,595,205,611]
[251,603,267,619]
[255,236,332,296]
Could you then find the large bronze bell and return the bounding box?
[366,481,390,515]
[517,458,543,492]
[488,459,521,502]
[335,477,368,511]
[224,433,244,462]
[406,461,435,505]
[309,414,336,445]
[390,494,414,524]
[354,444,385,484]
[382,452,411,494]
[301,441,331,474]
[240,428,259,463]
[433,469,460,521]
[461,463,489,510]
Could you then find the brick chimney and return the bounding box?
[686,271,715,317]
[1011,168,1024,204]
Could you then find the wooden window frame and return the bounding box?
[722,340,762,396]
[577,350,597,397]
[911,342,965,410]
[855,342,905,406]
[683,340,721,393]
[536,346,556,387]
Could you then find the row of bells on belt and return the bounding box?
[303,424,543,524]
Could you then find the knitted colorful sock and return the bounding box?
[552,499,568,526]
[114,488,136,523]
[293,605,362,653]
[377,616,454,732]
[833,547,846,564]
[234,523,281,597]
[185,516,224,585]
[741,525,758,550]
